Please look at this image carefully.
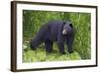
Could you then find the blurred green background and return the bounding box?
[22,10,91,63]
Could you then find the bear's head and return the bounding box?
[62,21,73,35]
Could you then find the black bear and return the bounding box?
[30,20,75,54]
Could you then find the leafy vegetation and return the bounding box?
[23,10,91,63]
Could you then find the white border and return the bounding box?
[17,3,96,69]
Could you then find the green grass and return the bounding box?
[23,46,81,62]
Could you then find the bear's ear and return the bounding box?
[69,24,73,28]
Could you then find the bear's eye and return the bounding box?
[69,24,73,28]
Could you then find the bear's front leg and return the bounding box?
[57,33,66,54]
[45,40,53,53]
[66,35,74,53]
[57,42,66,54]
